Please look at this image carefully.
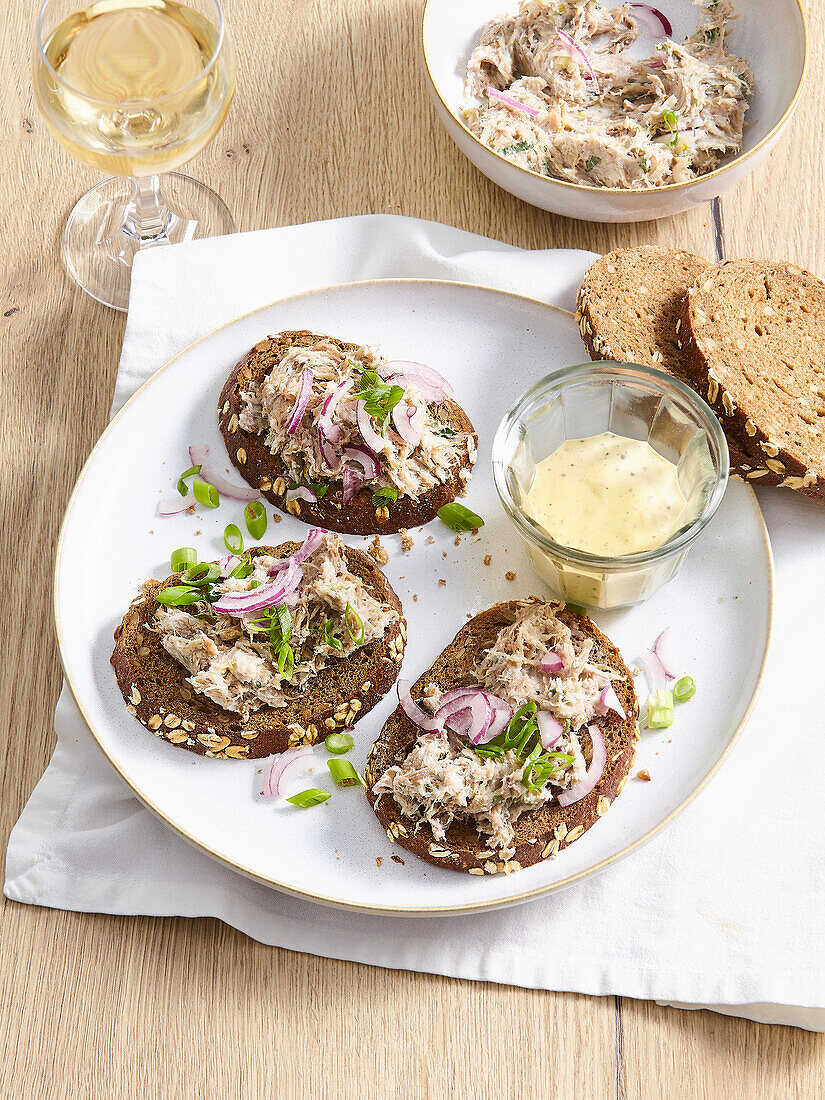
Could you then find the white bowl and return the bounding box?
[422,0,809,223]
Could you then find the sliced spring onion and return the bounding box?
[325,732,355,755]
[327,759,361,787]
[372,486,398,507]
[270,605,293,646]
[155,585,202,607]
[244,500,267,540]
[183,562,221,586]
[673,676,696,702]
[344,603,365,646]
[324,620,344,651]
[437,502,484,532]
[192,477,220,509]
[230,558,254,580]
[170,547,197,573]
[224,524,244,553]
[176,464,201,497]
[565,602,587,616]
[286,788,330,808]
[647,688,675,729]
[277,644,295,681]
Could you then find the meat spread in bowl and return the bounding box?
[463,0,753,189]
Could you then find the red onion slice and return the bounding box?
[188,444,259,502]
[158,497,193,516]
[397,679,441,731]
[557,725,606,807]
[285,368,314,435]
[539,650,564,675]
[261,746,317,798]
[318,428,341,472]
[630,4,673,36]
[634,648,670,695]
[218,554,240,577]
[290,528,327,564]
[381,361,454,402]
[211,559,302,615]
[596,685,626,721]
[486,85,540,117]
[356,401,387,453]
[342,467,362,506]
[317,380,351,445]
[391,400,423,449]
[652,628,676,680]
[555,31,599,86]
[286,486,318,504]
[341,444,380,479]
[537,710,564,749]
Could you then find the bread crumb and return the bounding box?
[505,571,516,581]
[454,535,461,546]
[413,594,418,602]
[186,505,196,515]
[391,854,405,865]
[367,535,389,565]
[426,535,435,544]
[399,528,414,552]
[483,554,492,566]
[194,530,201,536]
[272,513,281,522]
[636,769,651,782]
[471,527,480,536]
[375,856,383,867]
[438,579,447,587]
[442,551,447,559]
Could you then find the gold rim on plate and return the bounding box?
[53,278,775,915]
[421,0,810,196]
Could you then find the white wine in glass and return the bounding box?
[33,0,236,311]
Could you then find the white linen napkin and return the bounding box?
[7,215,825,1032]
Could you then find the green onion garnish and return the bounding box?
[344,604,365,646]
[327,759,361,787]
[661,108,679,146]
[183,562,221,586]
[673,676,696,702]
[224,524,244,553]
[230,558,254,580]
[192,477,219,509]
[277,644,295,681]
[244,500,267,540]
[176,464,201,497]
[584,155,602,172]
[565,602,587,616]
[372,486,398,507]
[437,502,484,532]
[286,788,330,808]
[155,585,203,607]
[325,732,355,755]
[324,620,344,651]
[647,688,675,729]
[502,140,533,155]
[170,547,197,573]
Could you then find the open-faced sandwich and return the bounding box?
[365,598,638,874]
[218,331,477,534]
[111,529,406,759]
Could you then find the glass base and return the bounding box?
[62,173,236,312]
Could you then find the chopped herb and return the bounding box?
[183,562,221,586]
[372,486,398,507]
[435,426,458,439]
[638,157,650,173]
[437,502,484,532]
[224,524,244,553]
[344,603,365,646]
[286,788,330,808]
[276,642,295,682]
[229,558,254,580]
[647,688,674,728]
[327,759,361,787]
[155,585,204,607]
[325,732,355,755]
[353,369,405,434]
[324,619,344,652]
[565,601,587,616]
[176,464,201,497]
[244,500,267,540]
[673,676,696,702]
[584,155,602,172]
[170,547,197,573]
[302,481,329,499]
[661,108,679,146]
[502,140,533,156]
[192,477,219,509]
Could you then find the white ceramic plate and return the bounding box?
[422,0,808,222]
[55,280,773,915]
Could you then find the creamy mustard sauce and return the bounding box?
[525,432,687,557]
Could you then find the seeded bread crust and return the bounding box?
[678,260,825,503]
[364,601,638,875]
[217,331,478,535]
[576,247,710,383]
[110,543,406,760]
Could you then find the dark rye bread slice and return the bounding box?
[576,247,710,383]
[218,331,478,535]
[110,543,406,760]
[364,601,639,875]
[679,259,825,503]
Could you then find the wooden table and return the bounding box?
[2,1,823,1095]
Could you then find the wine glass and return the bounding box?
[33,0,236,311]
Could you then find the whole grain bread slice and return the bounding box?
[364,601,638,874]
[576,247,710,383]
[218,331,478,535]
[679,259,825,502]
[111,543,406,760]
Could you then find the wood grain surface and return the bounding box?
[1,0,823,1096]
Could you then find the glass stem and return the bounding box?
[122,175,172,243]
